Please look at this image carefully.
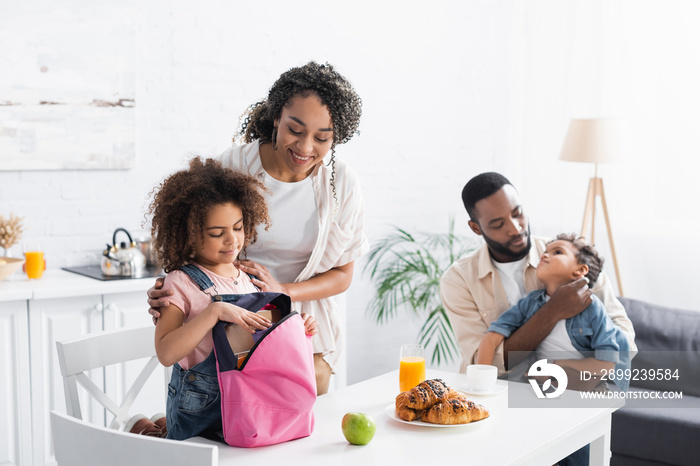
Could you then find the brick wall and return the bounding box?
[2,1,699,384]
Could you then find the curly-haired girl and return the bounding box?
[149,62,368,395]
[148,157,318,440]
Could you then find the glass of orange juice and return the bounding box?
[24,241,45,279]
[399,344,426,392]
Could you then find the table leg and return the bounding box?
[588,415,612,466]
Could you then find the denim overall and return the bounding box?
[165,264,255,441]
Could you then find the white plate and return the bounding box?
[458,379,508,396]
[384,403,490,428]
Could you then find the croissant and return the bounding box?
[446,389,468,402]
[422,398,490,425]
[395,392,423,422]
[404,379,450,410]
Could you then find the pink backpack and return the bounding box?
[211,292,316,447]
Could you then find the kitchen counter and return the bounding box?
[2,268,159,466]
[0,269,158,302]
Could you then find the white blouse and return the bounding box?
[250,173,318,284]
[219,141,369,368]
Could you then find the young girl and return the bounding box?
[148,157,318,440]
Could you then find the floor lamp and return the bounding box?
[559,118,625,296]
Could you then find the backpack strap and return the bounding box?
[211,292,292,372]
[181,264,260,294]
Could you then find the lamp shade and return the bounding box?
[559,118,626,164]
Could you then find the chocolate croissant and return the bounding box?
[422,398,490,425]
[404,379,451,410]
[446,389,468,402]
[395,392,423,421]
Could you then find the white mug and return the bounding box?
[467,364,497,392]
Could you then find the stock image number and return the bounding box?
[598,368,680,381]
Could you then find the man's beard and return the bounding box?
[482,225,531,262]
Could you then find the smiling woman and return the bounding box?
[259,94,333,182]
[148,62,368,395]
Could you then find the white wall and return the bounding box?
[1,0,698,385]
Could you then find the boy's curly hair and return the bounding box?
[237,61,362,149]
[553,233,605,288]
[147,157,270,273]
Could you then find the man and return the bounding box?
[440,172,636,374]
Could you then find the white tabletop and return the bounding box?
[194,369,623,466]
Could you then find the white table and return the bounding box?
[194,369,623,466]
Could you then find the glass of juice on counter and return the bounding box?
[24,242,45,279]
[399,344,425,392]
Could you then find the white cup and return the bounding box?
[467,364,498,392]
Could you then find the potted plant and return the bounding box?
[0,212,24,257]
[363,219,478,365]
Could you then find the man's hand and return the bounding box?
[502,278,591,368]
[147,277,173,324]
[547,277,592,320]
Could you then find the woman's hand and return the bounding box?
[300,312,319,336]
[215,302,272,334]
[147,277,174,324]
[236,259,290,295]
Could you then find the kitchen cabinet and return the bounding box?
[0,298,32,466]
[29,294,104,466]
[0,270,160,466]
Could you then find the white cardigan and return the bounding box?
[219,141,369,368]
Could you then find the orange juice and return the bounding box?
[25,251,45,279]
[399,356,426,392]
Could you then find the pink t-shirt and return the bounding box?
[163,263,258,369]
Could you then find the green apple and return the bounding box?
[341,412,376,445]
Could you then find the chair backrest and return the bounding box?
[51,411,218,466]
[56,325,169,430]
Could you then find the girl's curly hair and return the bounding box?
[147,157,270,273]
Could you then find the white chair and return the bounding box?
[56,325,170,430]
[50,410,218,466]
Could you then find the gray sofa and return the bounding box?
[610,297,700,466]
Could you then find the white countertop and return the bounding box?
[0,269,156,302]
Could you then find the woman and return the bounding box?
[148,62,368,395]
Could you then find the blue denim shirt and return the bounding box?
[488,290,630,390]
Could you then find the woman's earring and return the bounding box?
[272,127,278,151]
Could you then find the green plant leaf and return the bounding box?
[364,219,478,366]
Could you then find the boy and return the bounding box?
[476,234,630,390]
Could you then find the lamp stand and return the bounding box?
[580,164,624,296]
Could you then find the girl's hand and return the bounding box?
[300,312,319,336]
[214,302,272,334]
[236,259,290,296]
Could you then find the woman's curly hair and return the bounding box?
[237,62,362,209]
[147,157,270,273]
[238,61,362,148]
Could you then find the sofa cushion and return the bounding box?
[620,297,700,352]
[611,393,700,466]
[618,297,700,396]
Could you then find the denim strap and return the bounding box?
[179,264,215,292]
